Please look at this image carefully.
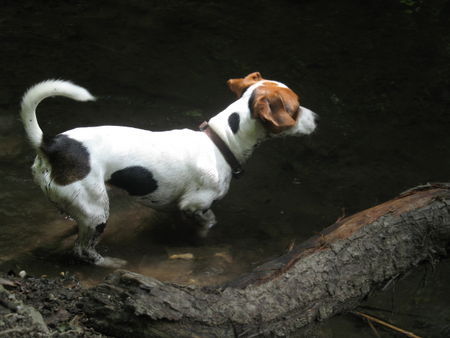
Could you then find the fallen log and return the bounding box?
[82,183,450,337]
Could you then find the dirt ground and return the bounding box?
[1,272,102,337]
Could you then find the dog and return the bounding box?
[20,72,317,268]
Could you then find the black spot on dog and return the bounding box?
[41,134,91,186]
[108,166,158,196]
[248,91,257,117]
[96,223,106,235]
[228,112,240,134]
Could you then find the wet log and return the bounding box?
[82,183,450,337]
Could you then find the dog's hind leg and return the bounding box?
[73,221,106,264]
[73,219,126,268]
[72,187,127,268]
[49,179,126,268]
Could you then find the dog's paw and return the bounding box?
[96,256,128,269]
[196,225,213,239]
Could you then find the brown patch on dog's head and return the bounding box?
[227,72,263,98]
[249,81,301,134]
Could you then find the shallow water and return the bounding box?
[1,0,449,336]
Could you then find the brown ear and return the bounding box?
[227,72,263,98]
[251,86,300,134]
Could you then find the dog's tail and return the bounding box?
[20,80,95,150]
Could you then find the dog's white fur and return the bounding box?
[21,75,316,267]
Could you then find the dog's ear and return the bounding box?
[250,86,300,134]
[227,72,263,97]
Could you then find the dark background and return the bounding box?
[0,0,449,336]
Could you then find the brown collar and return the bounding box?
[199,121,244,178]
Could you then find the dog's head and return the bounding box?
[227,72,316,136]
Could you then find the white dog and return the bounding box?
[20,72,316,267]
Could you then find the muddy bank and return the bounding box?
[0,273,104,337]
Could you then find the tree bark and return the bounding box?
[82,183,450,337]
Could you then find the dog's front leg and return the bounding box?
[181,208,217,238]
[179,190,219,237]
[194,209,217,238]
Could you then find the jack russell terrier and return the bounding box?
[20,72,317,268]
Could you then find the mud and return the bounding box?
[0,273,103,337]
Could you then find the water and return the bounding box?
[0,0,449,336]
